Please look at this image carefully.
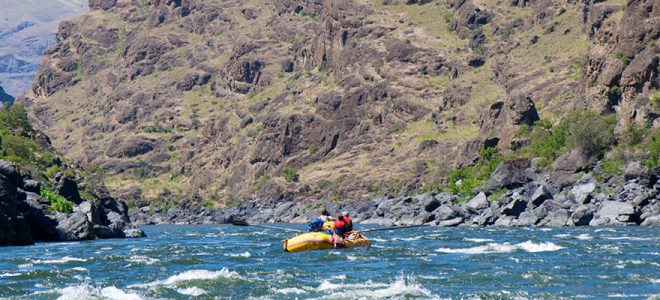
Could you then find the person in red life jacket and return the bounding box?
[341,211,353,233]
[332,215,346,248]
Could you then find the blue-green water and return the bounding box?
[0,225,658,299]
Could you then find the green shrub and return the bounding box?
[76,59,84,80]
[0,103,32,133]
[281,167,299,183]
[523,110,616,163]
[225,193,242,207]
[41,187,74,214]
[652,91,660,112]
[564,111,616,158]
[308,144,318,154]
[448,147,502,201]
[614,52,630,64]
[644,131,660,168]
[254,174,270,192]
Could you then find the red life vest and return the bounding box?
[334,220,346,235]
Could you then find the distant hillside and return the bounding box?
[20,0,659,213]
[0,85,13,103]
[0,0,88,96]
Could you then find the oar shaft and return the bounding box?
[359,224,427,233]
[233,221,303,233]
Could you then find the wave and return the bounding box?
[177,287,208,296]
[0,272,21,277]
[66,267,88,272]
[225,252,251,258]
[129,268,242,288]
[436,241,564,254]
[576,234,593,240]
[464,238,494,243]
[272,287,307,295]
[603,236,656,241]
[55,284,142,300]
[32,256,88,264]
[319,276,438,299]
[391,236,422,242]
[127,255,160,265]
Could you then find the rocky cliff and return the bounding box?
[18,0,659,221]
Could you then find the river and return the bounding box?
[0,225,658,299]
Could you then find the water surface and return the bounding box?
[0,225,658,299]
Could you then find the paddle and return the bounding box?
[231,220,304,233]
[359,224,428,233]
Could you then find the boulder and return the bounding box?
[641,215,660,227]
[540,209,569,227]
[465,192,489,210]
[18,192,59,241]
[0,209,33,246]
[571,183,596,204]
[476,207,498,226]
[434,205,459,221]
[551,150,596,187]
[589,201,637,226]
[423,197,441,213]
[501,198,527,217]
[123,226,147,238]
[23,180,41,193]
[530,185,552,207]
[55,175,83,204]
[438,217,463,227]
[56,212,95,241]
[482,158,531,192]
[0,161,21,188]
[517,211,541,226]
[570,205,595,226]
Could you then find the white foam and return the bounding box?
[320,276,438,299]
[603,236,655,241]
[576,234,593,240]
[33,256,88,264]
[100,287,143,300]
[464,238,494,243]
[553,234,571,238]
[0,272,21,277]
[370,238,387,242]
[129,268,241,288]
[391,236,422,242]
[56,284,142,300]
[595,228,617,233]
[273,287,307,295]
[225,252,251,258]
[127,255,160,265]
[177,287,208,296]
[331,274,347,280]
[67,267,88,272]
[436,241,564,254]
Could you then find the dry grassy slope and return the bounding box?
[19,0,657,211]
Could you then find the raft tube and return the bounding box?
[283,232,371,252]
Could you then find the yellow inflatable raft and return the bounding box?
[283,231,371,252]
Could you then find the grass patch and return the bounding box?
[41,187,74,214]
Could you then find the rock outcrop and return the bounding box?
[0,160,145,246]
